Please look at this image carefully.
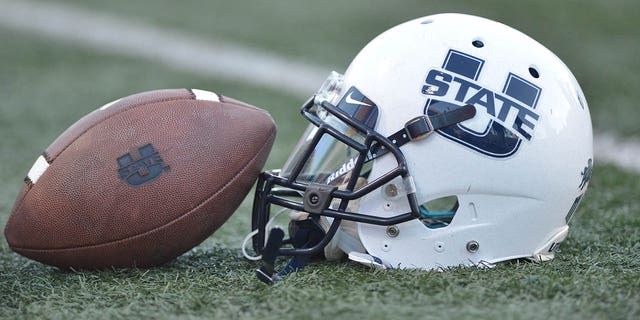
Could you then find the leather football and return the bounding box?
[4,89,276,269]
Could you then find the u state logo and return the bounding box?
[422,49,542,158]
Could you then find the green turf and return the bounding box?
[1,163,639,319]
[1,1,639,319]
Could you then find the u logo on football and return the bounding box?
[117,143,170,187]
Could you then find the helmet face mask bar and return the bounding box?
[251,97,418,253]
[249,72,475,283]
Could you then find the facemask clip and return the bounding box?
[303,184,337,214]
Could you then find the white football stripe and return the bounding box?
[191,89,220,102]
[27,155,50,184]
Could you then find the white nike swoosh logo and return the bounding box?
[345,92,372,106]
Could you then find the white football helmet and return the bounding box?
[246,13,593,283]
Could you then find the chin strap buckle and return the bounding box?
[370,104,476,160]
[404,115,434,141]
[397,104,476,144]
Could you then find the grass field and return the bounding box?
[1,0,639,319]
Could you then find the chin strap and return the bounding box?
[256,228,285,285]
[256,220,326,285]
[371,104,476,159]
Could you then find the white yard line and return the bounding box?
[0,0,638,173]
[593,134,640,172]
[0,0,329,97]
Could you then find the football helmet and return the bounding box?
[244,13,593,284]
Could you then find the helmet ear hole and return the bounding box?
[423,195,458,212]
[529,66,540,78]
[420,196,459,229]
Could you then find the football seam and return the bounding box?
[219,95,273,116]
[9,127,276,253]
[186,89,196,99]
[44,92,193,163]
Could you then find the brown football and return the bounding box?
[4,89,276,269]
